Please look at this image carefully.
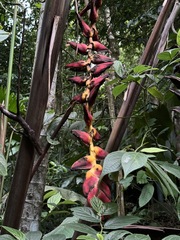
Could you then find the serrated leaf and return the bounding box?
[177,29,180,46]
[47,192,61,212]
[139,183,154,207]
[104,230,131,240]
[104,216,141,229]
[0,153,7,176]
[121,152,148,178]
[62,223,97,236]
[71,207,100,223]
[148,86,164,101]
[124,234,151,240]
[100,151,124,180]
[2,226,25,240]
[162,235,180,240]
[112,83,127,98]
[141,147,167,153]
[26,231,42,240]
[103,202,118,215]
[90,197,104,214]
[136,170,148,184]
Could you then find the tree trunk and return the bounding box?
[2,0,71,231]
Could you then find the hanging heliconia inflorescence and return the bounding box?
[66,0,113,206]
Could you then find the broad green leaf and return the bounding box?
[71,207,100,223]
[0,153,7,176]
[162,235,180,240]
[77,235,96,240]
[104,216,141,229]
[100,151,124,180]
[0,29,10,42]
[44,217,77,239]
[2,226,25,240]
[0,235,15,240]
[26,231,42,240]
[104,230,131,240]
[177,29,180,46]
[43,234,66,240]
[154,161,180,179]
[148,86,164,101]
[139,183,154,207]
[103,202,118,215]
[136,170,148,184]
[121,152,148,178]
[124,234,151,240]
[113,60,126,78]
[62,223,97,236]
[120,175,134,189]
[158,49,179,61]
[140,147,167,153]
[133,65,157,74]
[90,197,104,214]
[112,83,127,98]
[47,192,61,212]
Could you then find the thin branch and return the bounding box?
[30,101,76,179]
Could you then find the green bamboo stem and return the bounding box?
[4,0,18,135]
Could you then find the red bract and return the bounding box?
[68,41,88,55]
[89,74,109,89]
[91,61,114,77]
[65,60,90,72]
[77,13,93,38]
[72,129,91,146]
[68,76,87,86]
[90,1,99,25]
[71,155,97,170]
[91,41,108,51]
[91,54,113,64]
[83,104,93,127]
[94,146,108,159]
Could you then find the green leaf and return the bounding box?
[112,83,127,98]
[103,202,118,215]
[71,207,100,223]
[158,49,179,61]
[47,192,61,212]
[121,152,149,178]
[77,235,96,240]
[0,152,7,176]
[124,234,151,240]
[113,60,126,78]
[104,216,141,229]
[120,175,134,189]
[2,226,26,240]
[43,234,66,240]
[0,29,10,42]
[46,134,60,146]
[136,170,148,184]
[26,231,42,240]
[154,161,180,179]
[133,65,157,74]
[90,197,104,215]
[0,235,15,240]
[97,233,104,240]
[139,183,154,207]
[104,230,131,240]
[148,86,164,101]
[34,3,42,9]
[140,147,167,153]
[162,235,180,240]
[62,223,97,236]
[177,29,180,46]
[177,196,180,221]
[100,151,124,180]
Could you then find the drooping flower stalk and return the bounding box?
[66,0,113,206]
